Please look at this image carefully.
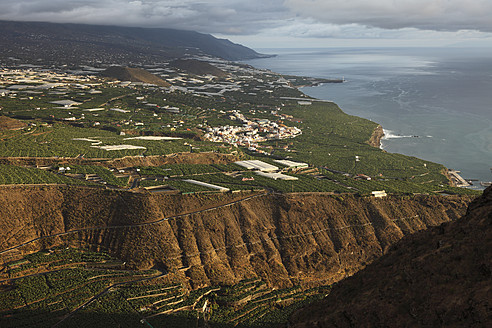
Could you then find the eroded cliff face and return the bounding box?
[0,186,473,288]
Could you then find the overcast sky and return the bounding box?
[1,0,492,48]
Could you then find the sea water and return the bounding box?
[245,47,492,188]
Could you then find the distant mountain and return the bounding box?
[289,187,491,328]
[0,20,268,65]
[170,59,228,77]
[100,66,170,87]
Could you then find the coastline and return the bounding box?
[247,48,492,188]
[291,81,476,190]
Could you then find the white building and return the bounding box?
[371,190,387,198]
[255,171,298,181]
[235,160,279,172]
[183,179,229,192]
[273,159,309,169]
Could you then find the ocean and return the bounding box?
[245,47,492,188]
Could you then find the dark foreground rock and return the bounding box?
[289,187,491,328]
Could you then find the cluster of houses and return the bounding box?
[203,110,302,147]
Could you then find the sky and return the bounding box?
[1,0,492,49]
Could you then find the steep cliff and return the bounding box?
[289,187,491,328]
[0,186,473,289]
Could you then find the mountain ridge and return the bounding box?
[0,20,268,65]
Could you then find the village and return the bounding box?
[203,110,302,148]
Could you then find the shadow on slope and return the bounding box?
[290,187,492,328]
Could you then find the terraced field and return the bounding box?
[0,248,331,328]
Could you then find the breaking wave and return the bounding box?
[382,129,415,139]
[382,129,433,140]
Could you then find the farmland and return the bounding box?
[0,124,215,158]
[0,165,92,186]
[0,248,332,328]
[0,64,480,196]
[138,168,477,195]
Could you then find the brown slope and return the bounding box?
[100,66,170,87]
[170,59,228,77]
[0,152,238,168]
[0,116,27,130]
[290,187,492,328]
[0,186,473,290]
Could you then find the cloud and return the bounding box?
[0,0,288,35]
[284,0,492,32]
[0,0,491,47]
[261,17,491,41]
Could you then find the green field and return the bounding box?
[0,165,92,186]
[0,124,221,158]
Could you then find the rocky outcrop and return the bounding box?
[367,124,384,148]
[0,186,474,289]
[289,187,491,328]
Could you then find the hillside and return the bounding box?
[289,187,491,328]
[0,186,473,289]
[0,116,26,131]
[100,66,171,87]
[170,59,228,77]
[0,20,267,65]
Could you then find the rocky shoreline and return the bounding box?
[367,124,385,148]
